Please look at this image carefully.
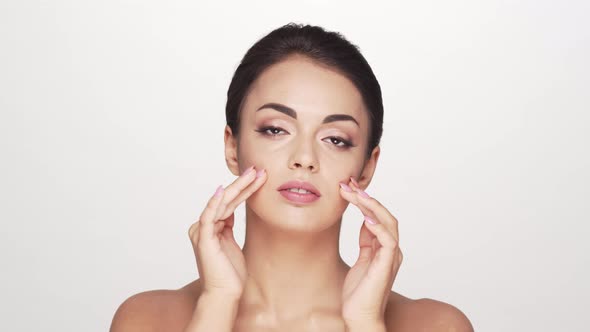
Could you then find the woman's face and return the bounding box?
[225,55,379,231]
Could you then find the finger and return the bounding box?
[351,222,374,266]
[390,247,403,284]
[188,220,201,247]
[224,211,235,228]
[216,166,259,215]
[358,215,376,249]
[354,192,399,243]
[221,213,235,235]
[220,216,244,265]
[349,176,360,189]
[338,180,365,210]
[220,215,240,253]
[339,181,380,227]
[363,216,398,269]
[340,180,385,254]
[212,211,234,235]
[213,220,227,234]
[198,185,226,242]
[217,169,267,221]
[188,220,199,238]
[197,184,224,222]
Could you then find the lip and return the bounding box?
[277,180,321,196]
[277,180,321,204]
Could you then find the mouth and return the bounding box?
[277,180,321,204]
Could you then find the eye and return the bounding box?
[255,126,288,136]
[255,126,354,149]
[324,136,353,149]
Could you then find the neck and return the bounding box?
[240,204,350,321]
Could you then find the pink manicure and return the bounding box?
[357,189,370,198]
[242,165,255,175]
[339,183,353,192]
[256,169,265,178]
[364,216,378,224]
[350,177,360,187]
[214,185,224,197]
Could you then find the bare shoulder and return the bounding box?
[385,292,474,332]
[109,282,200,332]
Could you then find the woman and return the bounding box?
[110,23,474,332]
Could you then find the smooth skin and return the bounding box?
[110,55,474,332]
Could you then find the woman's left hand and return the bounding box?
[339,177,403,328]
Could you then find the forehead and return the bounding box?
[243,55,368,125]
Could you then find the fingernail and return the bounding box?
[256,169,265,178]
[364,216,378,225]
[350,177,359,187]
[357,189,370,198]
[214,185,224,197]
[242,165,254,175]
[339,183,352,192]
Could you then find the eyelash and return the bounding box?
[255,126,354,149]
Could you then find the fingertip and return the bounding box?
[339,182,353,193]
[352,186,370,198]
[364,216,378,225]
[255,170,268,185]
[255,168,266,179]
[241,165,255,176]
[214,185,224,197]
[338,186,354,202]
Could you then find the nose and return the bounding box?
[288,137,319,172]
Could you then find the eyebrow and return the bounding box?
[256,102,360,127]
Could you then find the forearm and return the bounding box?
[183,292,241,332]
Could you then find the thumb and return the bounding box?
[224,212,235,228]
[352,222,374,266]
[220,213,239,251]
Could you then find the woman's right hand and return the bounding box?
[188,165,267,300]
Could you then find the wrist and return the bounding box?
[344,320,387,332]
[197,291,241,319]
[200,291,242,306]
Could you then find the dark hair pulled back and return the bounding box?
[225,23,384,159]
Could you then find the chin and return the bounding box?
[245,189,346,232]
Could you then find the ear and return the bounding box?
[224,125,240,176]
[357,145,380,190]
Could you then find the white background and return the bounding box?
[1,1,588,331]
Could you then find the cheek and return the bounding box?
[320,161,363,201]
[237,140,276,171]
[323,154,363,176]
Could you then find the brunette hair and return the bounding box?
[225,23,384,159]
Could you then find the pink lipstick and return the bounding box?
[277,180,321,204]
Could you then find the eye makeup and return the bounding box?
[254,125,356,149]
